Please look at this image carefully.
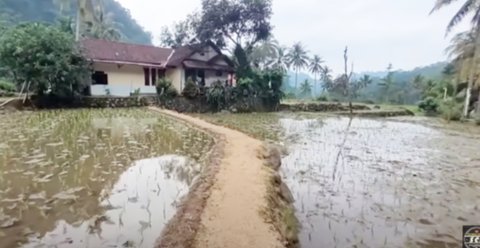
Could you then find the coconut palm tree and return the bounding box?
[87,1,122,41]
[321,66,333,92]
[431,0,480,116]
[286,42,309,90]
[299,80,312,98]
[271,47,289,73]
[53,0,97,40]
[446,30,477,86]
[309,55,324,94]
[250,37,279,69]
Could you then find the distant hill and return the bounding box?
[0,0,152,45]
[357,62,449,104]
[359,61,448,82]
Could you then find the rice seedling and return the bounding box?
[0,108,213,247]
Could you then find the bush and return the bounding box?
[316,94,329,102]
[156,78,177,98]
[439,98,463,121]
[182,77,200,99]
[0,80,15,92]
[207,81,227,111]
[418,97,439,115]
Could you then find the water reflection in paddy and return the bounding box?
[0,109,213,247]
[280,116,480,248]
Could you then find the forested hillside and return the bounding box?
[0,0,152,45]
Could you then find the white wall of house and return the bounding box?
[91,62,156,96]
[166,67,185,92]
[205,70,229,87]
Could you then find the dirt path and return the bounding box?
[150,107,283,248]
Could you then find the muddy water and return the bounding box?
[0,109,213,247]
[280,116,480,248]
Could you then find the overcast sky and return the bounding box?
[117,0,469,73]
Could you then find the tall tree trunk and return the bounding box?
[295,68,298,91]
[465,31,480,118]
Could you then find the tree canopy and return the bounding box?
[0,23,91,97]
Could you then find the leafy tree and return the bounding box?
[431,0,480,117]
[379,64,395,103]
[309,55,324,94]
[286,42,309,90]
[299,80,312,98]
[195,0,273,78]
[0,23,90,97]
[159,18,198,47]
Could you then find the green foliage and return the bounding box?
[316,94,329,102]
[0,23,90,97]
[439,98,463,121]
[418,97,439,114]
[299,80,312,98]
[159,17,197,47]
[0,0,152,45]
[182,78,200,99]
[207,81,227,111]
[196,0,272,48]
[0,80,15,92]
[130,88,141,97]
[475,115,480,125]
[156,77,177,98]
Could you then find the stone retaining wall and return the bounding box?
[279,102,370,112]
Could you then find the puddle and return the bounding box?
[0,109,213,247]
[280,116,480,248]
[24,155,199,248]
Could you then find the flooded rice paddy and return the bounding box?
[196,112,480,247]
[0,109,213,247]
[280,116,480,248]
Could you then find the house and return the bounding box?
[81,39,235,97]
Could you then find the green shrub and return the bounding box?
[439,98,463,121]
[0,80,15,92]
[418,97,439,115]
[316,94,329,102]
[207,81,227,111]
[182,77,199,99]
[130,88,141,97]
[156,78,177,98]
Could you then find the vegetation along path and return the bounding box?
[149,107,283,248]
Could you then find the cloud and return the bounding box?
[116,0,470,73]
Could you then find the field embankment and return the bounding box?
[150,107,288,248]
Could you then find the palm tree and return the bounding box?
[53,0,97,40]
[431,0,480,116]
[309,55,324,95]
[87,2,122,41]
[446,30,477,87]
[271,47,289,73]
[321,66,333,92]
[250,37,279,69]
[299,80,312,98]
[379,64,394,103]
[286,42,309,90]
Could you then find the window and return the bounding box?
[151,68,157,86]
[144,67,150,86]
[215,71,223,77]
[92,71,108,85]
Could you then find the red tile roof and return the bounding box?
[81,39,173,67]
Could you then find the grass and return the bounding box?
[192,112,283,141]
